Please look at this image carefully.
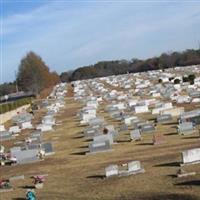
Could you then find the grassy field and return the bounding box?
[1,85,200,200]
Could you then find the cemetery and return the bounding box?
[0,66,200,199]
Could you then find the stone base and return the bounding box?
[118,168,145,177]
[177,172,196,178]
[86,149,113,155]
[45,152,55,156]
[180,160,200,167]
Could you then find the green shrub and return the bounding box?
[182,76,189,82]
[188,74,195,81]
[174,79,180,84]
[0,97,33,114]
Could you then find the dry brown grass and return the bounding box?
[1,88,200,200]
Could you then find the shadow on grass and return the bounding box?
[163,122,178,125]
[12,198,26,200]
[116,193,198,200]
[181,136,200,140]
[116,139,131,143]
[154,161,180,167]
[85,138,92,141]
[164,132,177,136]
[167,174,177,178]
[86,175,105,179]
[77,124,87,128]
[20,185,35,189]
[72,135,84,139]
[175,180,200,186]
[136,142,152,146]
[78,145,88,149]
[149,117,156,121]
[70,151,88,155]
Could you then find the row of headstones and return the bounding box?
[105,161,145,177]
[73,65,200,105]
[73,76,199,150]
[105,147,200,178]
[101,65,200,100]
[75,81,166,149]
[10,130,54,164]
[76,78,199,141]
[102,76,191,121]
[111,103,200,137]
[7,83,67,164]
[0,112,34,141]
[0,99,68,140]
[36,83,67,132]
[74,85,117,155]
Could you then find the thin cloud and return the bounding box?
[2,1,200,82]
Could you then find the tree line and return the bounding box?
[60,49,200,82]
[1,49,200,96]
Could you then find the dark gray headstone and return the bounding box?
[42,143,54,155]
[141,124,155,133]
[89,140,111,154]
[11,149,39,164]
[156,114,172,123]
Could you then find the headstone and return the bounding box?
[124,116,137,126]
[31,131,42,138]
[84,127,101,138]
[181,148,200,165]
[93,133,114,145]
[134,105,149,114]
[12,113,33,124]
[105,165,118,177]
[178,122,194,135]
[21,121,33,129]
[89,118,104,127]
[42,116,55,125]
[141,124,155,133]
[9,126,21,134]
[88,140,111,154]
[133,121,147,129]
[156,114,172,123]
[0,145,5,153]
[128,161,142,172]
[42,143,54,155]
[161,107,184,117]
[11,149,39,164]
[10,146,21,155]
[0,131,13,141]
[36,124,53,132]
[29,135,42,144]
[130,129,141,141]
[0,125,5,131]
[119,161,145,176]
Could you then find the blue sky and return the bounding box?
[1,0,200,83]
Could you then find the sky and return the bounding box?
[1,0,200,83]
